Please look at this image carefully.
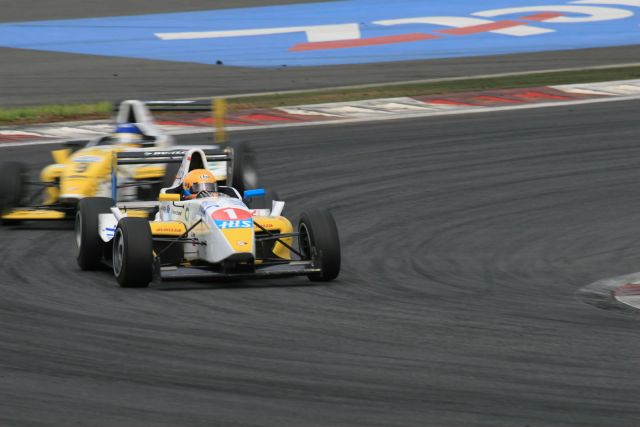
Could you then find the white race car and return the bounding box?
[75,148,340,287]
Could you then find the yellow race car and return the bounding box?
[0,100,257,224]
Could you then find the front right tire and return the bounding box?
[76,197,114,270]
[0,161,27,225]
[298,209,341,282]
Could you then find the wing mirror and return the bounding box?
[159,193,180,202]
[51,148,71,164]
[243,189,265,199]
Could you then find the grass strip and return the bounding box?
[1,66,640,125]
[0,102,112,125]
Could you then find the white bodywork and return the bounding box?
[114,100,172,148]
[158,194,255,263]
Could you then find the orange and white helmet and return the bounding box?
[183,169,217,199]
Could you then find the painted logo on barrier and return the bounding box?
[0,0,638,67]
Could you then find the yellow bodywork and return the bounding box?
[40,163,66,205]
[51,148,71,165]
[39,145,167,205]
[254,216,293,260]
[148,215,294,261]
[123,209,151,219]
[220,227,255,253]
[132,165,165,180]
[2,210,66,220]
[150,221,187,236]
[59,147,117,198]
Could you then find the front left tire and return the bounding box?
[112,217,153,288]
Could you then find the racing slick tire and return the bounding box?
[0,161,27,225]
[247,190,279,210]
[226,140,258,195]
[161,161,181,189]
[76,197,114,270]
[298,209,341,282]
[112,217,153,288]
[137,161,181,201]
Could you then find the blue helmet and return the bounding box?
[113,123,143,144]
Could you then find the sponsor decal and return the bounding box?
[216,219,253,229]
[73,156,101,163]
[211,207,252,221]
[104,226,116,238]
[154,226,185,233]
[74,164,90,173]
[212,207,253,229]
[143,150,187,156]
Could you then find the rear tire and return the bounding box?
[299,209,341,281]
[161,161,181,190]
[76,197,114,270]
[112,217,153,288]
[226,140,258,195]
[247,190,279,210]
[138,162,182,201]
[0,161,27,225]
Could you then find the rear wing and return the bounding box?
[143,100,227,143]
[111,148,229,200]
[115,99,228,144]
[141,100,212,112]
[114,149,228,165]
[114,100,211,119]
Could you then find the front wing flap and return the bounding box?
[157,261,319,282]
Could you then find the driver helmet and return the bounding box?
[113,123,143,145]
[183,169,217,200]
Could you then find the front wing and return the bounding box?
[156,261,320,282]
[2,208,69,221]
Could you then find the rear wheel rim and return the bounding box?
[75,213,82,249]
[113,230,124,276]
[299,223,312,260]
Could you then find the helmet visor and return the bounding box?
[190,182,217,193]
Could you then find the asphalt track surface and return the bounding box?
[2,100,640,426]
[1,0,640,107]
